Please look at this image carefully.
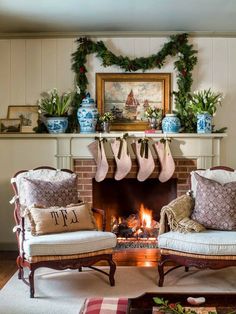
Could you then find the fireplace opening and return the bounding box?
[92,178,177,249]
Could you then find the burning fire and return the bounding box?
[139,203,152,228]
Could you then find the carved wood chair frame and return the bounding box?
[11,166,116,298]
[158,166,236,287]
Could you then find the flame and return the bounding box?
[139,203,152,228]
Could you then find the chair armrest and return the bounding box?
[91,207,106,231]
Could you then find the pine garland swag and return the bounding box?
[71,33,198,132]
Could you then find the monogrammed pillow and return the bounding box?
[23,176,79,208]
[27,203,97,236]
[191,173,236,230]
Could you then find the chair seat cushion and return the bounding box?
[23,230,117,257]
[158,230,236,255]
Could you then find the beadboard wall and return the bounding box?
[0,37,234,166]
[0,35,234,249]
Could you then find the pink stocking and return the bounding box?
[88,139,109,182]
[133,139,155,182]
[111,138,132,180]
[154,140,175,182]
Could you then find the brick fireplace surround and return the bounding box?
[68,132,225,265]
[74,158,197,206]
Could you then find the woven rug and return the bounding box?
[0,266,236,314]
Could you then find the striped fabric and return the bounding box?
[80,298,128,314]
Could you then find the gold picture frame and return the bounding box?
[7,105,38,133]
[96,73,171,131]
[0,118,21,133]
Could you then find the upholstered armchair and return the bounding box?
[158,166,236,286]
[11,166,117,298]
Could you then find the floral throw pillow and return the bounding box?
[23,175,79,208]
[191,173,236,230]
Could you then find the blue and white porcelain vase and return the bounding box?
[162,114,181,133]
[45,117,68,134]
[197,112,212,133]
[77,93,98,133]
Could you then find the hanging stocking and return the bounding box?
[133,138,155,182]
[88,138,109,182]
[110,134,132,180]
[154,139,175,182]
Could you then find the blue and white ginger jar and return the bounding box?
[197,112,212,133]
[77,93,98,133]
[162,114,181,133]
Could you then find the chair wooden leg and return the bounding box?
[108,257,116,286]
[78,266,82,272]
[16,256,23,279]
[158,262,164,287]
[29,268,35,298]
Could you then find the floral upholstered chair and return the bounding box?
[158,166,236,286]
[11,166,117,298]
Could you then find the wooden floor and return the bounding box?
[0,251,17,289]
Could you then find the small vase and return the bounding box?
[148,117,159,130]
[45,117,68,134]
[197,113,212,133]
[101,121,111,133]
[77,93,98,133]
[162,114,181,133]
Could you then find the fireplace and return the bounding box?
[92,178,177,249]
[74,157,197,265]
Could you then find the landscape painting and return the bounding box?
[96,73,171,130]
[7,105,38,133]
[0,119,21,133]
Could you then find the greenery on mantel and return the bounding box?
[71,33,198,132]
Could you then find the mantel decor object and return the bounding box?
[45,117,68,134]
[196,112,212,134]
[162,113,181,133]
[77,93,98,133]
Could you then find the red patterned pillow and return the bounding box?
[23,176,79,208]
[191,173,236,230]
[80,298,128,314]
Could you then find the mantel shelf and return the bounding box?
[0,132,227,139]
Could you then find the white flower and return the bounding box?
[76,85,80,94]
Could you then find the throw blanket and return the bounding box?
[159,194,205,234]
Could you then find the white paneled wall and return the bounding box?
[0,36,235,167]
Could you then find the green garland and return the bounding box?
[71,33,198,132]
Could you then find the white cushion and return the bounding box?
[23,230,117,257]
[191,169,236,197]
[158,230,236,255]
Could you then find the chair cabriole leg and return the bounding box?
[29,268,35,298]
[108,256,116,286]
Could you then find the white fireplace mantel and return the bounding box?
[0,132,226,169]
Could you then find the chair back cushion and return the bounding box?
[191,168,236,197]
[191,173,236,230]
[27,203,97,236]
[14,168,79,215]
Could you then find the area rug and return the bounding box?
[0,266,236,314]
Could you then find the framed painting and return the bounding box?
[7,105,38,133]
[0,119,21,133]
[96,73,171,131]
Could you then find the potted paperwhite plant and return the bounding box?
[144,106,162,130]
[99,112,114,133]
[38,88,74,133]
[188,88,223,133]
